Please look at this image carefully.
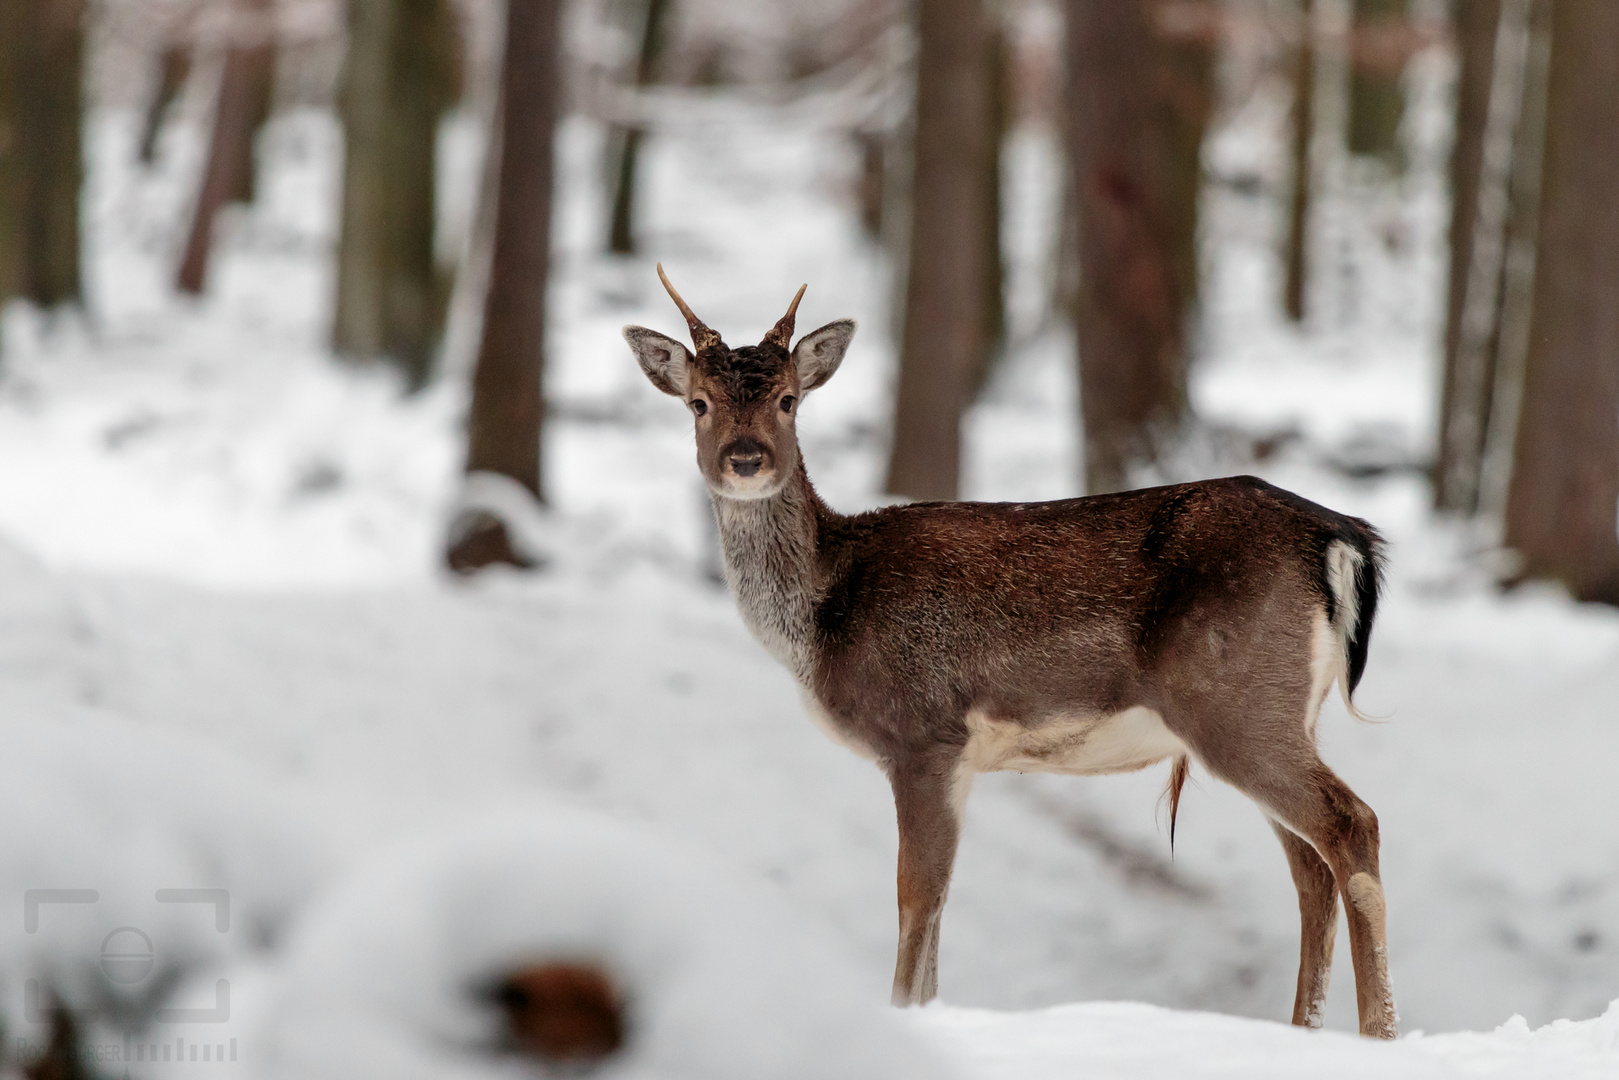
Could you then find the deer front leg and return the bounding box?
[888,754,967,1006]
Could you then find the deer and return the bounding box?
[623,267,1398,1039]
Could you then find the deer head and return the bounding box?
[624,265,856,500]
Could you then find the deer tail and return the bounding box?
[1324,530,1385,723]
[1165,754,1190,856]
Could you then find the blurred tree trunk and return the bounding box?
[1282,0,1315,323]
[175,0,276,295]
[1064,0,1213,496]
[447,0,562,572]
[1433,0,1501,509]
[139,38,195,165]
[333,0,461,387]
[0,0,85,310]
[604,0,671,255]
[1346,0,1408,168]
[1475,0,1551,520]
[1503,0,1619,604]
[971,18,1008,395]
[0,0,22,303]
[884,0,996,501]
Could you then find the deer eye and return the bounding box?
[691,399,708,417]
[780,396,796,414]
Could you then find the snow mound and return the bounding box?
[0,710,332,1045]
[257,803,952,1080]
[910,998,1619,1079]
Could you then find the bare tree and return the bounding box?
[446,0,563,572]
[1064,0,1214,495]
[332,0,461,387]
[1503,0,1619,604]
[1283,0,1315,323]
[1346,0,1408,168]
[1433,0,1549,516]
[139,27,195,166]
[175,0,276,295]
[883,0,996,501]
[1433,0,1502,510]
[0,0,85,310]
[604,0,672,255]
[971,18,1009,394]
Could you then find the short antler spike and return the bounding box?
[657,263,721,354]
[762,283,808,351]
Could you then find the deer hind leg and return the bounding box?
[1255,763,1395,1038]
[1180,721,1396,1038]
[1270,818,1339,1028]
[888,753,966,1006]
[1300,767,1398,1040]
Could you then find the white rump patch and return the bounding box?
[1304,609,1337,741]
[1324,539,1373,721]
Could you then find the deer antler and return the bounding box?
[762,284,807,352]
[657,263,722,355]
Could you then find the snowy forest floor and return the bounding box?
[0,102,1617,1077]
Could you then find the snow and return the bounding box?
[911,999,1619,1079]
[0,51,1616,1077]
[257,806,950,1080]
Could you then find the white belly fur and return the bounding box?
[961,705,1186,777]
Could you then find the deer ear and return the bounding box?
[792,319,856,393]
[623,326,693,397]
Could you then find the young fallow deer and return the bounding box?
[624,267,1397,1038]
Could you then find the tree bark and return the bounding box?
[1064,0,1213,495]
[139,39,195,166]
[1503,0,1619,603]
[332,0,460,386]
[884,0,997,501]
[175,0,276,295]
[1433,0,1501,509]
[0,0,85,310]
[1475,0,1551,520]
[972,17,1008,394]
[604,0,671,255]
[1283,0,1315,323]
[448,0,562,570]
[1346,0,1408,169]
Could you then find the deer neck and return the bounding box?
[710,463,832,682]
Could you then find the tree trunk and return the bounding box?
[1433,0,1501,509]
[447,0,562,571]
[1346,0,1408,169]
[604,0,671,255]
[971,17,1008,395]
[1283,0,1315,323]
[0,0,85,310]
[1064,0,1213,496]
[175,0,275,295]
[0,0,22,303]
[139,39,195,166]
[884,0,996,501]
[1476,0,1551,520]
[1503,0,1619,604]
[332,0,460,387]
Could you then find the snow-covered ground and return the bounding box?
[1,78,1617,1076]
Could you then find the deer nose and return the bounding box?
[729,451,765,477]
